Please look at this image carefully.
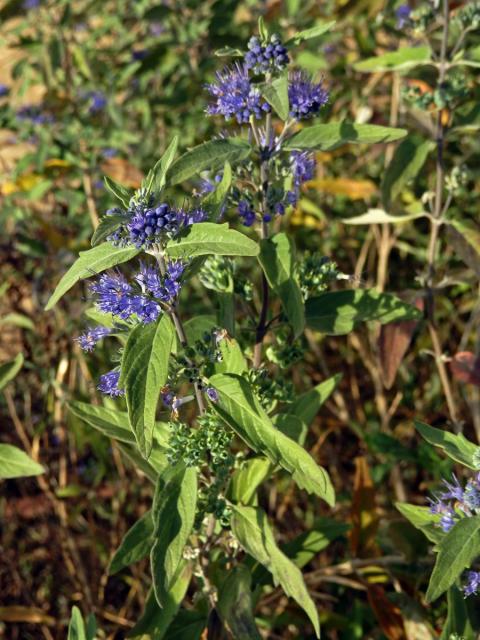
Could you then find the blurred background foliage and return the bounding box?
[1,0,479,638]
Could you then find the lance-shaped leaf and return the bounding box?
[285,373,342,426]
[284,122,407,151]
[91,214,125,247]
[415,421,478,470]
[426,516,480,602]
[127,565,192,639]
[166,223,259,259]
[68,402,135,444]
[109,510,154,574]
[0,444,44,479]
[228,457,273,505]
[67,606,86,640]
[167,138,251,185]
[144,135,178,193]
[395,503,443,544]
[217,566,262,640]
[258,233,304,338]
[353,45,432,72]
[45,243,140,310]
[231,505,320,638]
[286,21,336,45]
[151,464,197,607]
[342,208,426,225]
[121,315,174,457]
[440,587,475,640]
[209,373,334,505]
[381,136,434,207]
[260,74,289,121]
[305,289,422,335]
[104,175,133,208]
[0,353,24,391]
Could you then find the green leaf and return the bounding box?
[104,175,133,208]
[353,46,432,72]
[145,135,178,193]
[122,315,174,457]
[305,289,422,335]
[166,223,259,259]
[67,606,86,640]
[381,136,434,207]
[91,214,125,247]
[440,587,475,640]
[127,566,192,639]
[231,505,320,638]
[426,516,480,603]
[284,122,407,151]
[68,402,135,444]
[260,74,289,121]
[45,243,140,310]
[286,374,342,426]
[0,444,44,479]
[209,373,335,505]
[151,464,197,607]
[395,503,443,544]
[214,338,248,375]
[201,162,232,221]
[167,139,251,186]
[258,16,268,41]
[342,208,427,225]
[0,353,24,391]
[258,233,305,338]
[446,219,480,278]
[286,21,336,45]
[415,421,478,470]
[217,566,262,640]
[109,510,154,574]
[274,414,308,445]
[228,457,273,505]
[215,46,243,57]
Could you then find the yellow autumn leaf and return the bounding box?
[0,181,17,195]
[44,158,71,169]
[1,173,43,195]
[307,177,377,200]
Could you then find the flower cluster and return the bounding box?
[206,64,270,124]
[395,4,412,29]
[288,72,329,120]
[75,326,111,352]
[297,255,341,299]
[16,105,54,125]
[90,261,185,325]
[238,200,256,227]
[429,473,480,533]
[291,150,316,187]
[245,35,289,74]
[98,370,124,397]
[108,194,207,249]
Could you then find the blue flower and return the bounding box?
[98,370,124,397]
[23,0,40,9]
[245,35,289,74]
[288,72,328,120]
[90,272,135,319]
[84,91,107,114]
[291,151,316,187]
[127,202,181,248]
[206,64,270,124]
[439,474,464,502]
[76,326,111,352]
[101,147,117,159]
[206,387,219,402]
[16,105,54,125]
[238,200,256,227]
[463,479,480,511]
[0,84,10,97]
[463,571,480,597]
[395,4,412,28]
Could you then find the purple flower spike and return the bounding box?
[98,370,124,397]
[288,72,328,120]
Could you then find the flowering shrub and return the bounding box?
[44,18,425,638]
